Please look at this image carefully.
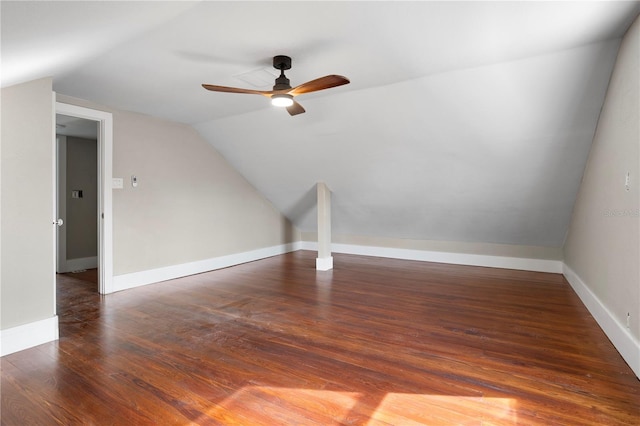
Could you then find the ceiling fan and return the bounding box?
[202,55,350,116]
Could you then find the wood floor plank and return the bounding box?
[1,251,639,425]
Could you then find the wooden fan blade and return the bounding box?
[289,75,350,96]
[286,100,306,116]
[202,84,273,97]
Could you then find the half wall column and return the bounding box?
[316,182,333,271]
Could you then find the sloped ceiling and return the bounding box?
[3,1,639,248]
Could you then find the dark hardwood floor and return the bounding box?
[2,251,639,425]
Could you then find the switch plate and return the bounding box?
[112,178,124,189]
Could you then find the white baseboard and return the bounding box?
[563,264,640,379]
[58,256,98,273]
[112,242,301,293]
[300,241,563,273]
[66,256,98,271]
[1,316,59,357]
[112,241,560,293]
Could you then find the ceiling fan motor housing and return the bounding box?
[273,55,292,90]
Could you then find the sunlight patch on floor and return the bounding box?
[369,393,518,425]
[207,385,517,425]
[206,386,361,423]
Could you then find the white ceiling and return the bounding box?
[3,1,639,247]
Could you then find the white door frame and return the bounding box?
[55,102,114,294]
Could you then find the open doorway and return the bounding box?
[55,102,113,295]
[56,115,99,283]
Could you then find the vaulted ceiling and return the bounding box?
[3,1,639,247]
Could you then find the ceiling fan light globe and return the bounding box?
[271,94,294,107]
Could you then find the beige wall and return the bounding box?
[66,137,98,260]
[1,78,55,330]
[57,95,299,276]
[564,17,639,342]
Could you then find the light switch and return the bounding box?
[112,178,124,189]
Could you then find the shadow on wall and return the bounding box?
[281,216,299,244]
[285,184,319,229]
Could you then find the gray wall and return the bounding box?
[564,17,639,342]
[1,78,55,330]
[66,137,98,260]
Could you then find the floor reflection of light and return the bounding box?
[206,386,361,424]
[370,393,518,425]
[315,272,333,320]
[203,386,517,425]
